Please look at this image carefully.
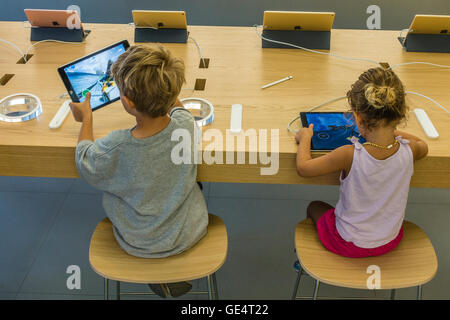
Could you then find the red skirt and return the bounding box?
[316,209,403,258]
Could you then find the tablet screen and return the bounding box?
[58,40,129,111]
[301,112,366,151]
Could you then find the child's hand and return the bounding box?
[69,92,93,122]
[295,124,314,144]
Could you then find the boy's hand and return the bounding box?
[69,92,93,122]
[295,124,314,145]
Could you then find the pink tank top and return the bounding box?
[335,136,414,248]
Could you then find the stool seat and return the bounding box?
[89,214,228,284]
[295,219,437,290]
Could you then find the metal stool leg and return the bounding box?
[291,266,303,300]
[207,275,213,300]
[212,273,219,300]
[116,281,121,300]
[104,278,109,300]
[390,289,396,300]
[417,285,423,300]
[312,280,320,300]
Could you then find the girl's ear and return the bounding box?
[353,111,366,135]
[353,111,362,126]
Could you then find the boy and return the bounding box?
[69,45,209,298]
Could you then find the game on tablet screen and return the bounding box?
[305,112,366,150]
[63,44,126,110]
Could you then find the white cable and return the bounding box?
[23,39,84,62]
[0,38,26,61]
[287,95,347,133]
[406,91,450,114]
[255,25,450,71]
[399,28,410,38]
[254,25,380,66]
[390,61,450,70]
[188,35,206,68]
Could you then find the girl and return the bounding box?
[295,67,428,258]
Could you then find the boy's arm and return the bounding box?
[78,114,93,142]
[69,92,94,142]
[296,124,353,178]
[395,130,428,161]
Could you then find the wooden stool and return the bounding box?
[89,214,228,300]
[292,219,438,300]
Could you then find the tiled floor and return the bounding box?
[0,176,448,300]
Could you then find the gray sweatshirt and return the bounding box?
[75,107,208,258]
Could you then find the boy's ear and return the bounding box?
[122,95,136,110]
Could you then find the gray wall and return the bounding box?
[2,0,450,29]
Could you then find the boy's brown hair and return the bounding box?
[347,67,408,129]
[111,45,185,117]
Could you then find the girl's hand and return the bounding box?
[295,124,314,144]
[69,92,93,122]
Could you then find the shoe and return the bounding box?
[293,260,300,272]
[166,281,192,298]
[148,283,169,298]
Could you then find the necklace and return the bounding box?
[363,139,399,149]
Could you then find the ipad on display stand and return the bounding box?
[132,10,188,43]
[24,9,90,41]
[399,14,450,53]
[261,11,335,50]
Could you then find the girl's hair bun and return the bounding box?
[364,84,397,110]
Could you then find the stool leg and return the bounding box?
[104,278,109,300]
[390,289,396,300]
[312,280,320,300]
[417,285,423,300]
[207,275,213,300]
[291,266,303,300]
[212,273,219,300]
[116,281,121,300]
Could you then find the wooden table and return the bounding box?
[0,22,449,187]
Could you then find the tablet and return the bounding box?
[300,112,366,151]
[25,9,84,31]
[263,11,335,31]
[132,10,187,29]
[58,40,130,111]
[408,14,450,35]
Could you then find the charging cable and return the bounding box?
[189,35,207,69]
[23,39,85,62]
[0,38,26,60]
[255,25,450,71]
[254,24,380,66]
[406,91,450,114]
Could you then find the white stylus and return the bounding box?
[49,100,71,129]
[262,76,293,89]
[414,108,439,139]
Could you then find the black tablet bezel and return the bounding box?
[300,111,358,152]
[57,40,130,111]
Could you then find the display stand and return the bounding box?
[262,30,331,50]
[134,28,188,43]
[30,27,87,42]
[399,33,450,53]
